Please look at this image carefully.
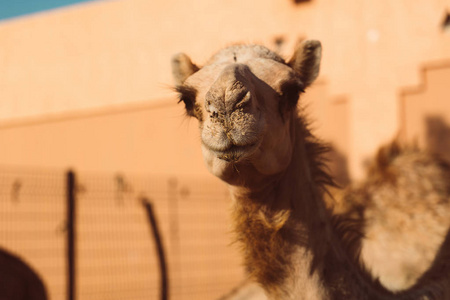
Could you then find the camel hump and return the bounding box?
[372,140,404,173]
[369,140,450,186]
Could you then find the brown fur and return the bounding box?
[172,41,450,299]
[333,142,450,292]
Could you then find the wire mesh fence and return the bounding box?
[0,166,245,300]
[0,166,66,300]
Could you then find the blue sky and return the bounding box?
[0,0,97,21]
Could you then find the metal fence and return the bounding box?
[0,166,244,300]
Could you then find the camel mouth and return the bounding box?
[207,142,259,162]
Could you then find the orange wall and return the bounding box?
[0,100,209,176]
[400,61,450,162]
[1,0,450,176]
[0,80,351,184]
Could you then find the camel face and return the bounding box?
[172,41,322,181]
[197,64,265,163]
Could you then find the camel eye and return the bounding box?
[175,85,197,117]
[179,95,195,115]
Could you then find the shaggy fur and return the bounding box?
[333,142,450,292]
[172,40,450,299]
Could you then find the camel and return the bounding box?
[0,248,48,300]
[331,142,450,292]
[171,40,450,299]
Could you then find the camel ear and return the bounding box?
[171,53,199,85]
[288,40,322,88]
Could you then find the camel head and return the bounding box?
[172,40,322,184]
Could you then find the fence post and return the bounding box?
[142,198,169,300]
[66,170,76,300]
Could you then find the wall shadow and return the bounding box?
[425,115,450,162]
[325,144,350,188]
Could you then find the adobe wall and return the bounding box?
[1,0,450,178]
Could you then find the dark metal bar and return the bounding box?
[66,170,76,300]
[142,198,169,300]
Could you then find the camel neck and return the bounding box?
[229,116,397,299]
[229,117,335,299]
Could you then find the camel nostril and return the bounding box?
[209,109,219,119]
[206,100,219,114]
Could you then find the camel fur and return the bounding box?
[172,40,450,299]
